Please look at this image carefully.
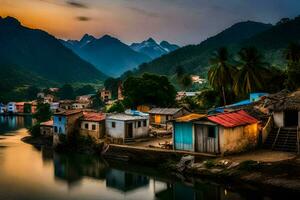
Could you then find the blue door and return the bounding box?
[174,122,193,151]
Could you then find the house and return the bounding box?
[31,101,38,113]
[106,113,149,143]
[176,91,201,101]
[15,102,25,113]
[148,108,189,127]
[79,112,106,142]
[191,75,206,84]
[263,90,300,128]
[0,103,6,114]
[50,102,60,111]
[100,88,112,102]
[40,120,53,137]
[72,101,90,109]
[44,94,55,103]
[53,110,83,137]
[173,110,259,154]
[7,102,17,113]
[76,94,94,102]
[59,100,74,110]
[117,83,124,100]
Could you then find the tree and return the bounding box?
[284,42,300,90]
[27,86,39,100]
[180,74,193,90]
[123,73,176,107]
[75,85,95,96]
[33,103,52,123]
[107,101,125,113]
[175,65,185,78]
[104,77,121,99]
[208,47,235,105]
[90,95,104,110]
[59,84,75,100]
[233,47,268,96]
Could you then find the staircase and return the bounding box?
[124,138,135,144]
[264,127,300,153]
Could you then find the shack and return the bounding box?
[79,112,106,142]
[40,120,53,137]
[264,90,300,128]
[106,113,149,144]
[173,110,259,154]
[148,108,189,128]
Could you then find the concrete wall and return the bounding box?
[79,121,105,141]
[106,119,125,139]
[219,123,258,155]
[132,120,149,138]
[273,111,284,128]
[66,113,83,138]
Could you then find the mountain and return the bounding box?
[0,16,107,85]
[61,35,151,77]
[130,38,180,59]
[131,21,273,76]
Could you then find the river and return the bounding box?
[0,116,290,200]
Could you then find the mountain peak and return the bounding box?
[146,37,156,43]
[80,34,95,42]
[0,16,21,27]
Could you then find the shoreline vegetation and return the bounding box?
[22,134,300,194]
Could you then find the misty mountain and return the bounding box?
[61,35,152,77]
[130,38,180,59]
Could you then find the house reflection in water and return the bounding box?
[106,169,149,192]
[53,153,108,186]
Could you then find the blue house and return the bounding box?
[0,103,5,114]
[53,110,83,136]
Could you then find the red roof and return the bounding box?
[82,112,105,122]
[207,110,258,128]
[40,120,53,126]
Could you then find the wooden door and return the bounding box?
[195,125,218,153]
[126,123,133,138]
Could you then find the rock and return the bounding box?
[228,162,240,169]
[176,155,195,172]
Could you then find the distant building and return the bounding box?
[72,101,90,109]
[79,112,106,142]
[31,101,38,114]
[106,113,149,144]
[76,94,94,102]
[176,91,201,100]
[53,110,83,136]
[100,88,112,102]
[7,102,17,113]
[191,75,206,84]
[50,102,60,111]
[172,110,259,154]
[40,120,53,137]
[59,100,75,110]
[0,103,6,114]
[15,102,25,113]
[148,108,189,128]
[117,84,124,100]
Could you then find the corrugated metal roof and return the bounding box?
[107,113,148,121]
[207,110,258,128]
[175,113,206,122]
[148,108,182,115]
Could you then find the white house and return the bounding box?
[0,103,6,114]
[7,102,17,113]
[106,114,149,143]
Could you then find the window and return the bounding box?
[85,123,89,129]
[143,120,147,127]
[54,126,58,133]
[208,126,216,138]
[58,117,62,122]
[138,121,141,127]
[92,124,96,130]
[112,122,116,128]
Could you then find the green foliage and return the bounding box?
[59,84,75,100]
[107,101,125,113]
[75,85,95,96]
[179,74,193,90]
[285,42,300,90]
[196,89,222,110]
[33,103,52,123]
[26,86,40,101]
[29,123,41,137]
[90,95,104,110]
[123,73,176,107]
[104,77,121,99]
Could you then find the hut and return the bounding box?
[40,120,53,137]
[148,108,189,128]
[173,110,259,154]
[79,112,106,142]
[263,90,300,128]
[106,113,149,144]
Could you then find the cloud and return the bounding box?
[76,16,91,21]
[126,6,160,18]
[66,0,88,9]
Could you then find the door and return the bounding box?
[126,123,133,138]
[284,110,299,127]
[155,115,161,124]
[195,125,218,153]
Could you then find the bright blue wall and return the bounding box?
[53,115,66,134]
[174,122,193,151]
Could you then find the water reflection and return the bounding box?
[0,115,33,134]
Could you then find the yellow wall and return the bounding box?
[219,123,258,155]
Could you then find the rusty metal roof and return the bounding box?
[40,120,53,126]
[175,113,206,122]
[82,112,105,122]
[207,110,258,128]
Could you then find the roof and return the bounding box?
[207,110,258,128]
[107,113,148,121]
[124,109,149,117]
[175,113,206,122]
[263,89,300,111]
[40,120,53,126]
[148,108,183,115]
[15,102,25,106]
[82,112,105,122]
[54,109,82,116]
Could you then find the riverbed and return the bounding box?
[0,116,291,199]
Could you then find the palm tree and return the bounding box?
[208,47,235,105]
[233,47,267,96]
[284,42,300,89]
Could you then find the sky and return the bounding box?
[1,0,300,45]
